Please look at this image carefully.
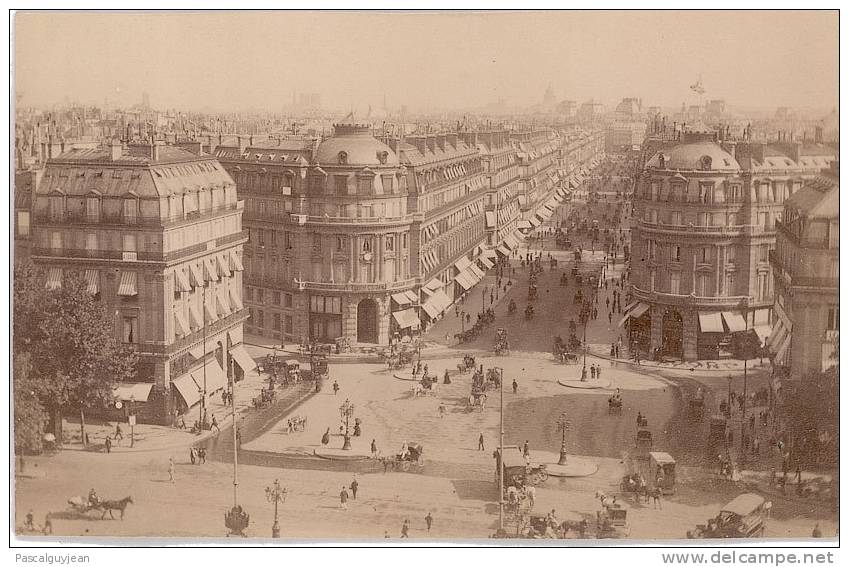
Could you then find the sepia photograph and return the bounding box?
[9,7,840,549]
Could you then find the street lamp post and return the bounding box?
[339,398,355,451]
[265,479,288,538]
[495,367,504,535]
[556,413,572,465]
[128,395,136,448]
[580,301,590,381]
[740,304,750,466]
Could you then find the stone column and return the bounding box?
[682,308,699,361]
[649,304,663,354]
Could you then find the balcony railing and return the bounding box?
[34,203,241,228]
[637,221,768,236]
[140,309,250,356]
[32,230,248,264]
[295,277,419,293]
[769,250,837,289]
[631,285,752,306]
[304,214,416,225]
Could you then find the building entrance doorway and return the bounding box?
[357,299,379,343]
[661,309,683,359]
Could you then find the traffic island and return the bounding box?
[314,446,374,461]
[556,377,611,390]
[531,450,599,477]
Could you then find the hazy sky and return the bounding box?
[14,10,839,112]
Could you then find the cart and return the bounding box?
[648,451,677,495]
[687,494,768,539]
[634,429,653,459]
[385,442,424,472]
[596,506,630,538]
[457,354,476,373]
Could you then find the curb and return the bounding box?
[556,378,611,390]
[586,349,770,375]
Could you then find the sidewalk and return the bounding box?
[586,344,772,374]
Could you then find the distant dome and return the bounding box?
[315,123,399,167]
[647,142,740,172]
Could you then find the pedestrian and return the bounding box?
[425,512,433,532]
[236,427,242,447]
[753,437,760,456]
[168,457,175,484]
[384,530,391,538]
[339,486,349,510]
[198,447,207,464]
[371,439,378,458]
[333,380,340,395]
[795,465,802,486]
[105,436,112,454]
[596,365,602,381]
[211,415,220,433]
[114,423,124,444]
[350,477,358,500]
[24,510,35,531]
[812,523,822,538]
[401,519,410,538]
[466,313,471,324]
[606,297,610,309]
[652,487,662,509]
[590,365,596,380]
[523,440,530,459]
[512,379,518,394]
[608,311,613,325]
[42,513,53,535]
[478,433,485,451]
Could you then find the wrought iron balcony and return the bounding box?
[294,277,419,293]
[631,285,752,307]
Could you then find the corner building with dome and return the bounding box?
[628,127,835,361]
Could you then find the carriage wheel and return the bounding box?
[537,470,549,482]
[401,461,411,472]
[529,472,541,485]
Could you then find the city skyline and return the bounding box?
[15,11,838,113]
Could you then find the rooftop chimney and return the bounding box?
[110,138,123,161]
[151,140,165,161]
[815,125,824,144]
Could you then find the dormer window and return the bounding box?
[338,151,348,165]
[700,156,712,170]
[657,154,665,169]
[377,151,389,165]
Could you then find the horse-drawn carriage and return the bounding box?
[252,387,276,409]
[457,354,476,373]
[528,284,538,302]
[689,397,705,419]
[508,299,517,314]
[524,305,535,320]
[608,395,623,415]
[633,428,653,459]
[596,505,630,538]
[67,494,134,520]
[687,494,768,539]
[553,336,580,364]
[384,442,424,472]
[495,328,510,355]
[496,446,549,488]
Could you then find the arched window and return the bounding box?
[700,155,712,170]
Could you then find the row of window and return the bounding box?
[246,308,294,335]
[245,287,293,308]
[646,241,764,264]
[642,208,781,229]
[248,230,409,254]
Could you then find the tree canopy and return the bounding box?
[13,262,138,447]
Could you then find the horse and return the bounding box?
[594,491,616,509]
[97,496,134,520]
[560,519,589,538]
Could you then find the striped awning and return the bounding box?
[230,344,256,373]
[45,268,62,290]
[229,288,244,311]
[174,268,192,293]
[217,254,231,277]
[117,271,138,297]
[189,263,205,287]
[229,250,244,272]
[188,304,203,330]
[468,264,485,280]
[496,244,511,256]
[528,216,541,227]
[392,290,419,306]
[455,271,476,291]
[478,256,494,270]
[204,258,219,282]
[517,219,532,229]
[174,311,190,338]
[84,269,99,295]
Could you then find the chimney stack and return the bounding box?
[815,125,824,144]
[110,138,123,161]
[151,140,165,161]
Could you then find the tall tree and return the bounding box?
[13,352,47,454]
[13,263,138,446]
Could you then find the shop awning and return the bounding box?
[228,328,243,346]
[421,298,441,318]
[481,248,498,261]
[422,289,451,318]
[112,383,153,402]
[698,312,724,333]
[528,216,541,227]
[629,302,650,319]
[478,256,494,270]
[721,311,747,333]
[216,289,231,317]
[230,344,256,373]
[217,254,231,278]
[393,309,420,329]
[485,211,496,229]
[117,271,138,296]
[193,360,227,394]
[468,264,486,280]
[392,291,414,306]
[229,250,244,272]
[517,219,532,229]
[504,233,521,250]
[553,193,564,202]
[174,268,192,293]
[622,300,639,316]
[455,272,475,290]
[774,330,792,364]
[85,269,99,295]
[766,318,789,353]
[204,301,218,323]
[45,268,62,290]
[423,278,444,293]
[172,373,201,407]
[496,244,511,256]
[752,325,771,344]
[454,256,473,272]
[174,311,190,338]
